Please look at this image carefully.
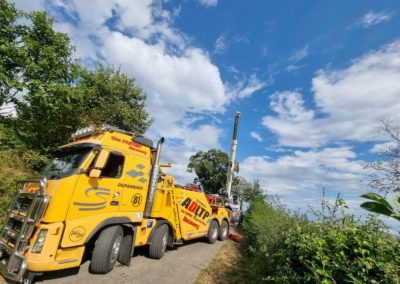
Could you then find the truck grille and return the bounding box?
[1,194,34,251]
[0,178,48,282]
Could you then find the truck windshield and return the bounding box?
[42,147,92,179]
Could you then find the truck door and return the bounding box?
[66,149,127,220]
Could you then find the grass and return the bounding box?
[194,239,243,284]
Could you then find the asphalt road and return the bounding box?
[27,239,224,284]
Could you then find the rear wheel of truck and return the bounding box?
[218,220,229,241]
[149,224,169,259]
[90,225,123,274]
[207,220,218,244]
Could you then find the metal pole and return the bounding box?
[226,112,240,204]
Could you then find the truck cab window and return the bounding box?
[43,147,92,179]
[100,152,124,178]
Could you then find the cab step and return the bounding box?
[174,239,183,245]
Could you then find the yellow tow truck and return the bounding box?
[0,126,230,283]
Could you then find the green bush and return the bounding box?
[0,149,34,225]
[240,196,400,283]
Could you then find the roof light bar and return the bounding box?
[71,126,95,140]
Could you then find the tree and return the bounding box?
[187,149,239,194]
[0,1,82,151]
[78,65,152,134]
[360,119,400,221]
[0,1,152,153]
[244,179,264,201]
[0,0,27,109]
[232,177,264,209]
[365,119,400,193]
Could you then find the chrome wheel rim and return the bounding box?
[222,226,228,238]
[162,231,168,252]
[212,226,218,239]
[111,236,122,263]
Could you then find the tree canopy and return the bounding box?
[187,149,239,194]
[365,119,400,193]
[360,119,400,222]
[0,0,151,153]
[78,65,152,134]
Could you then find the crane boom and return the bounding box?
[226,111,241,204]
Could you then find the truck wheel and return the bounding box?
[218,220,229,241]
[21,272,35,284]
[149,224,169,259]
[207,220,218,244]
[90,226,123,274]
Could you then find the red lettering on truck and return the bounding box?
[183,216,199,230]
[181,198,210,220]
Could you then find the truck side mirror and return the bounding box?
[89,168,102,178]
[94,150,110,169]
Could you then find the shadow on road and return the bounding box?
[33,238,209,283]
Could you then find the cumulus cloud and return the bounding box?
[100,31,226,136]
[262,91,323,147]
[240,147,364,196]
[10,0,233,176]
[40,2,229,138]
[161,144,197,184]
[360,11,393,27]
[263,40,400,147]
[370,142,397,153]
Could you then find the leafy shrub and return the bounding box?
[0,149,34,225]
[240,196,400,283]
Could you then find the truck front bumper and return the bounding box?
[0,250,27,283]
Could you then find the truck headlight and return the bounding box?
[32,229,48,253]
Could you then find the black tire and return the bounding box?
[90,226,123,274]
[118,232,133,265]
[218,220,229,241]
[207,220,218,244]
[149,224,169,259]
[21,272,35,284]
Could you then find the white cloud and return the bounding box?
[250,131,263,142]
[263,40,400,147]
[370,142,397,153]
[182,124,221,150]
[262,91,323,147]
[289,45,309,62]
[161,144,197,185]
[10,0,233,178]
[287,64,302,72]
[214,35,227,54]
[100,30,226,133]
[27,0,234,151]
[240,147,364,196]
[12,0,45,12]
[227,74,266,99]
[360,11,393,27]
[198,0,219,7]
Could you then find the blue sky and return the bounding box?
[12,0,400,230]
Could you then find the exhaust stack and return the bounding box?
[144,137,165,218]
